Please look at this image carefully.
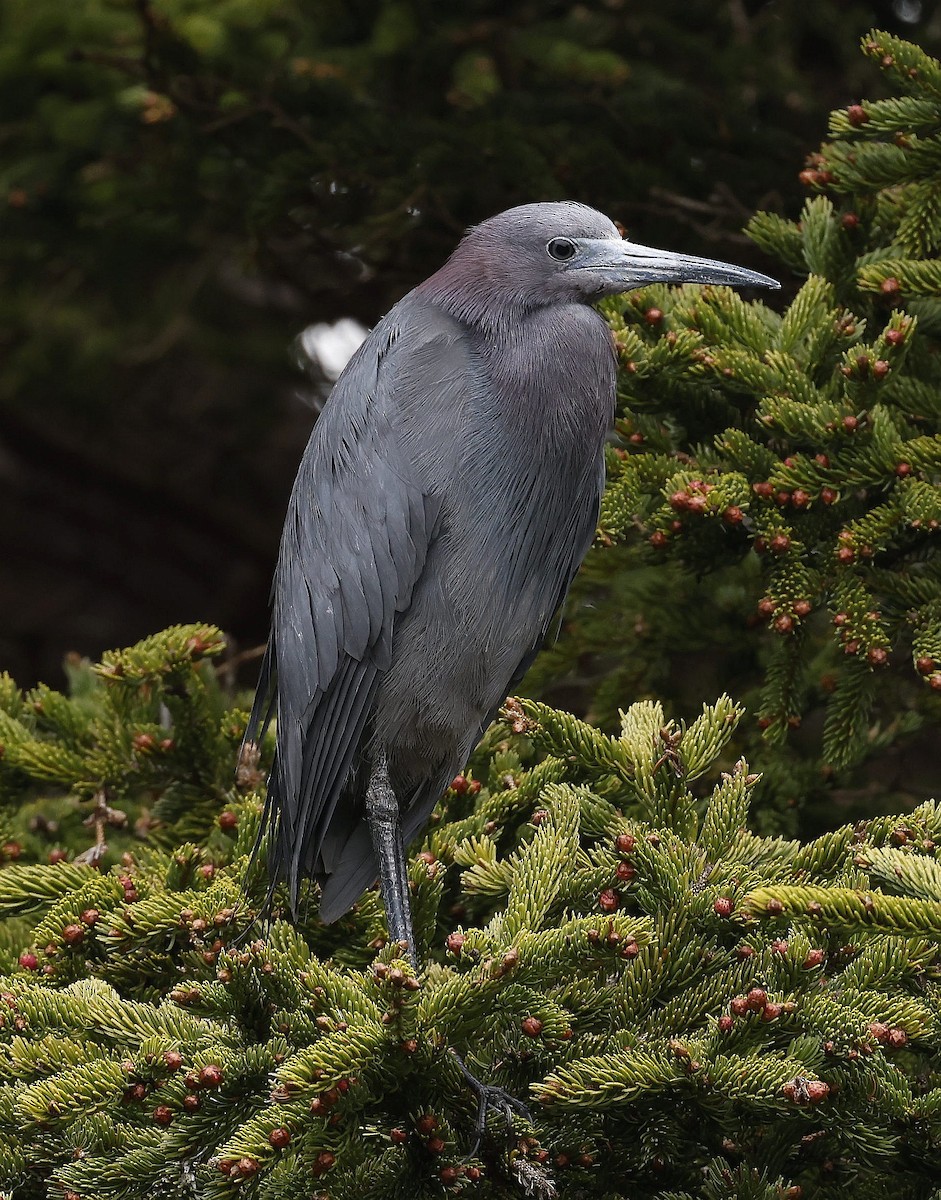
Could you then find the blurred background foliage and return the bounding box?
[2,0,940,688]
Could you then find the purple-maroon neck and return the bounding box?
[414,243,532,337]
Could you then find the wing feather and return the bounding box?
[244,304,462,914]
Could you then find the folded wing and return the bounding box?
[243,309,455,911]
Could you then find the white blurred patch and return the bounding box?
[299,318,368,382]
[892,0,921,22]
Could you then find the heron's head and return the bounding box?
[441,201,779,319]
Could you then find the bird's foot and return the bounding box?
[449,1048,532,1156]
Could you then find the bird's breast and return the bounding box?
[372,303,614,769]
[461,303,614,504]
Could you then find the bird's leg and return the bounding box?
[366,754,528,1149]
[365,750,416,968]
[448,1049,532,1156]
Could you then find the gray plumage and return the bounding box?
[245,201,778,937]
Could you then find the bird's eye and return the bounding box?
[546,237,578,262]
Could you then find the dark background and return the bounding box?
[2,0,939,688]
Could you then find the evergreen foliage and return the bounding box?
[1,629,941,1197]
[533,29,941,836]
[1,26,940,1200]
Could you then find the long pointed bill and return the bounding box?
[575,238,781,291]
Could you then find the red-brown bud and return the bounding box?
[313,1152,335,1174]
[746,987,767,1012]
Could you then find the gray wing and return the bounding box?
[244,306,455,912]
[312,481,605,926]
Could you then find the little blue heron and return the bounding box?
[244,201,779,963]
